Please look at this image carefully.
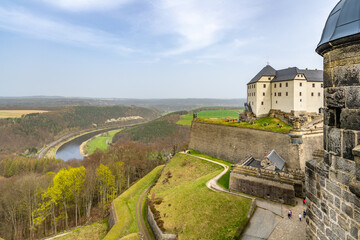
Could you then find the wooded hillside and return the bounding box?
[0,105,161,157]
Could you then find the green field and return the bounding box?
[188,150,233,189]
[149,154,252,239]
[104,165,164,240]
[84,129,122,155]
[54,220,108,240]
[177,109,242,126]
[197,116,292,133]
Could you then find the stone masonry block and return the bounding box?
[341,109,360,130]
[332,222,346,239]
[330,168,352,186]
[350,221,358,239]
[325,87,346,108]
[326,227,339,240]
[343,131,356,160]
[335,156,356,173]
[328,127,342,155]
[342,202,354,218]
[346,86,360,109]
[325,108,336,126]
[333,64,360,86]
[327,180,342,197]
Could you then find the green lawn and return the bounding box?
[177,109,243,126]
[85,129,122,155]
[103,165,164,240]
[188,150,233,190]
[197,116,292,133]
[54,220,108,240]
[149,154,252,239]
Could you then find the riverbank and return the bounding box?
[79,129,122,157]
[39,120,149,159]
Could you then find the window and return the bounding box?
[268,77,271,80]
[276,101,278,104]
[286,92,288,96]
[300,92,302,96]
[263,84,266,88]
[318,92,321,96]
[261,101,264,105]
[278,92,281,96]
[300,82,302,87]
[312,83,315,88]
[263,92,265,96]
[311,92,314,96]
[286,82,288,87]
[280,83,282,88]
[300,99,302,102]
[321,84,323,88]
[274,84,276,88]
[275,93,277,96]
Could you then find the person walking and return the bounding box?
[290,210,292,219]
[288,210,291,219]
[303,210,307,219]
[299,213,302,221]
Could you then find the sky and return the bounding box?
[0,0,340,99]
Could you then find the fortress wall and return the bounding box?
[189,121,321,170]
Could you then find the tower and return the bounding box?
[306,0,360,239]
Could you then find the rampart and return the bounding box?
[189,121,322,170]
[147,206,177,240]
[230,165,304,205]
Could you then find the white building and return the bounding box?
[247,65,323,117]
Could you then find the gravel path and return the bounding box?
[136,184,152,240]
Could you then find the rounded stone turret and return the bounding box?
[317,0,360,55]
[306,0,360,239]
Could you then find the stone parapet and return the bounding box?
[147,206,177,240]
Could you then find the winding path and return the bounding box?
[136,184,152,240]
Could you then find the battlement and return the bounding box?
[231,165,304,184]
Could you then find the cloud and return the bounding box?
[38,0,133,11]
[0,6,134,52]
[151,0,260,55]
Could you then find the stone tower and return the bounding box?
[306,0,360,239]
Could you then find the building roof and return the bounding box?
[317,0,360,54]
[248,65,276,84]
[248,65,323,84]
[266,150,285,170]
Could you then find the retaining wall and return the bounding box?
[189,121,322,170]
[147,206,177,240]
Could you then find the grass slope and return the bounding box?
[54,220,108,240]
[177,109,242,126]
[188,150,233,189]
[149,154,252,239]
[197,116,292,133]
[85,129,122,155]
[104,165,164,240]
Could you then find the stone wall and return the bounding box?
[189,121,322,170]
[230,165,304,205]
[147,206,177,240]
[108,202,117,230]
[306,41,360,240]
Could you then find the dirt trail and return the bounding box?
[136,185,152,240]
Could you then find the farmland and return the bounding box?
[177,109,243,126]
[0,110,49,118]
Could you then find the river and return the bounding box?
[56,128,118,161]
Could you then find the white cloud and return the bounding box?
[0,6,134,52]
[39,0,133,11]
[151,0,260,55]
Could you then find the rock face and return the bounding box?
[306,41,360,240]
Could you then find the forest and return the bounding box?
[0,111,191,240]
[0,141,164,240]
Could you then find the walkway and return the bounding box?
[183,152,305,240]
[136,184,152,240]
